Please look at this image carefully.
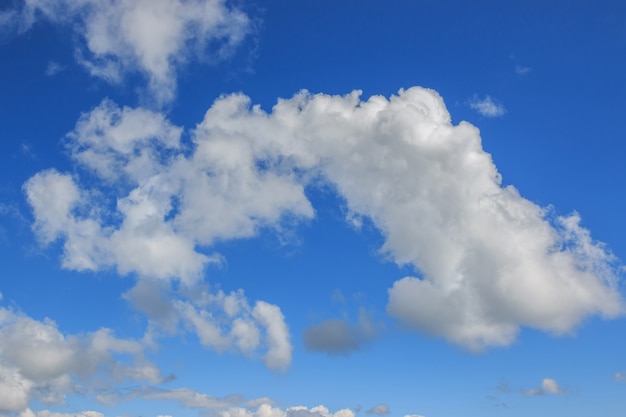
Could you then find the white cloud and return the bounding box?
[468,95,506,117]
[25,98,313,284]
[522,378,565,396]
[25,87,624,351]
[5,0,251,104]
[68,99,183,183]
[0,307,163,413]
[252,302,293,371]
[187,87,622,350]
[123,282,292,370]
[44,61,65,76]
[219,404,355,417]
[614,371,626,382]
[94,390,352,417]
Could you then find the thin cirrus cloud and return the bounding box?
[122,281,293,371]
[1,0,251,105]
[94,386,269,411]
[24,87,624,352]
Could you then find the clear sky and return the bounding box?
[1,1,626,417]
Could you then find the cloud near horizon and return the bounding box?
[24,87,624,354]
[0,305,164,413]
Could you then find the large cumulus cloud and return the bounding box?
[24,87,624,351]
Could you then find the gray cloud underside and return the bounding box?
[303,309,379,355]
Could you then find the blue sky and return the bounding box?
[1,1,626,416]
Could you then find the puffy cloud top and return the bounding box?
[24,87,624,351]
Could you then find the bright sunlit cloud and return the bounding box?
[24,88,624,352]
[2,1,625,416]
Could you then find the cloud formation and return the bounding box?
[0,306,163,413]
[25,87,624,352]
[2,0,251,104]
[123,281,292,371]
[303,309,379,355]
[468,95,506,117]
[16,410,104,417]
[95,386,264,410]
[219,404,355,417]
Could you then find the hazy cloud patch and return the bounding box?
[468,95,506,117]
[366,404,390,415]
[303,309,380,355]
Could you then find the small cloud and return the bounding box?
[366,404,390,415]
[522,378,566,396]
[303,309,380,355]
[331,289,346,304]
[468,95,506,117]
[510,53,531,75]
[45,61,65,76]
[495,382,513,393]
[20,141,36,159]
[614,371,626,382]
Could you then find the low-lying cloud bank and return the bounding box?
[24,87,624,353]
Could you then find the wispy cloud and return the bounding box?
[468,95,506,117]
[45,61,65,76]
